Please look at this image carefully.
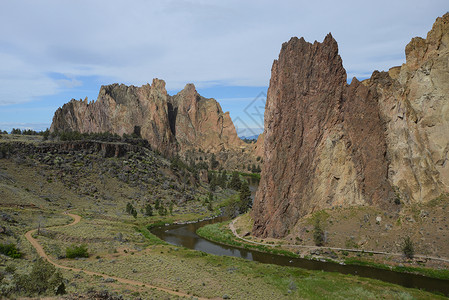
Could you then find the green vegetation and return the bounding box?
[66,244,89,258]
[10,128,44,136]
[12,258,66,296]
[197,221,299,258]
[228,171,242,190]
[239,180,252,214]
[126,202,138,218]
[210,153,219,169]
[313,220,325,246]
[144,204,153,216]
[1,135,448,298]
[344,258,449,281]
[0,243,22,258]
[402,236,414,259]
[198,218,449,284]
[247,163,261,173]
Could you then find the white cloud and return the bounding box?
[0,53,58,105]
[0,0,447,104]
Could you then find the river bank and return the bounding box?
[194,216,449,293]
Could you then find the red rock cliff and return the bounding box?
[51,79,243,156]
[252,13,449,238]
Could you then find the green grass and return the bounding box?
[137,225,167,245]
[63,241,446,299]
[198,220,449,283]
[197,221,299,258]
[10,207,445,299]
[344,258,449,281]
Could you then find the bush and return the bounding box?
[0,243,22,258]
[313,220,325,246]
[228,171,241,190]
[126,202,137,218]
[402,236,414,259]
[13,258,65,296]
[66,244,89,258]
[145,204,153,216]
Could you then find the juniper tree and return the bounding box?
[239,180,252,214]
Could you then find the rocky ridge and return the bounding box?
[252,13,449,238]
[51,80,244,157]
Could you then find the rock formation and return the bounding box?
[252,13,449,238]
[253,133,264,158]
[51,79,244,156]
[170,83,243,153]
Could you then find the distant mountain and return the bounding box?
[240,134,259,140]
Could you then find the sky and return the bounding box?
[0,1,447,136]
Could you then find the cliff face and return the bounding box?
[252,13,449,238]
[51,79,243,155]
[170,84,243,153]
[370,13,449,203]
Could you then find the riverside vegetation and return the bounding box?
[0,133,444,299]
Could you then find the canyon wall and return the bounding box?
[252,13,449,238]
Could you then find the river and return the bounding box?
[151,176,449,296]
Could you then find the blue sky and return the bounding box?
[0,1,447,134]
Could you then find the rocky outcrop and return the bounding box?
[253,133,264,158]
[51,79,243,156]
[170,84,243,153]
[252,13,449,238]
[367,13,449,203]
[0,140,146,159]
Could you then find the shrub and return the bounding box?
[145,204,153,216]
[313,220,325,246]
[402,236,414,259]
[66,244,89,258]
[14,258,65,296]
[210,153,219,169]
[0,243,22,258]
[228,171,241,190]
[126,202,137,218]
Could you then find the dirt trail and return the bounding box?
[25,212,212,300]
[230,218,449,263]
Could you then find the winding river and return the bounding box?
[152,177,449,296]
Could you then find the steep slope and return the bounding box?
[51,80,243,156]
[252,13,449,238]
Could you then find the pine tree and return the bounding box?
[209,172,217,191]
[239,180,252,214]
[145,204,153,216]
[219,170,227,188]
[126,203,137,218]
[228,171,241,190]
[207,201,213,211]
[210,153,219,169]
[158,203,166,216]
[313,220,325,246]
[208,192,213,203]
[402,236,414,259]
